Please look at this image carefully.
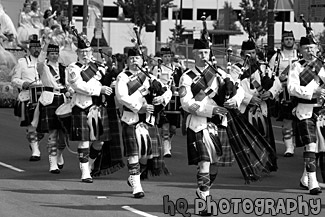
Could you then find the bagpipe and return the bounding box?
[297,14,325,87]
[240,18,274,94]
[131,25,167,123]
[199,13,238,106]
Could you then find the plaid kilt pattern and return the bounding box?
[92,102,125,176]
[293,112,318,148]
[244,106,276,153]
[37,94,65,133]
[122,121,168,176]
[186,125,233,166]
[69,105,110,141]
[226,109,277,183]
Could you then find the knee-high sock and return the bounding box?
[78,148,89,163]
[304,151,317,172]
[197,172,210,191]
[128,162,140,175]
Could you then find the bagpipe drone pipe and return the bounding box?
[132,25,167,122]
[200,13,238,106]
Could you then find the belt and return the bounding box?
[44,87,67,94]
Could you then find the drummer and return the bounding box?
[151,47,183,157]
[32,35,70,174]
[11,34,44,161]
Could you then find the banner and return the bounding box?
[88,0,104,28]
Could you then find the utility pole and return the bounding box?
[83,0,88,34]
[68,0,73,23]
[267,0,275,58]
[156,0,161,42]
[179,0,183,26]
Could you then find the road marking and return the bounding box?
[275,140,283,144]
[273,125,282,129]
[0,162,25,172]
[122,206,158,217]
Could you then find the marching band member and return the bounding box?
[180,35,277,215]
[269,30,299,157]
[179,36,241,210]
[234,39,282,157]
[33,39,68,173]
[66,32,112,183]
[11,34,44,161]
[151,47,183,157]
[287,35,323,195]
[115,47,172,198]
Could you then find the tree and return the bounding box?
[169,24,186,43]
[239,0,268,40]
[214,1,240,31]
[316,30,325,54]
[50,0,69,17]
[114,0,173,34]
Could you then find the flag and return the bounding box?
[88,0,104,28]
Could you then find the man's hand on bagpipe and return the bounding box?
[139,103,154,114]
[100,86,113,96]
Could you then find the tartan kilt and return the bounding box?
[37,94,65,133]
[69,105,110,141]
[122,121,168,176]
[122,122,161,158]
[14,100,35,127]
[226,109,277,182]
[293,114,317,148]
[244,106,276,152]
[186,125,233,166]
[92,105,125,177]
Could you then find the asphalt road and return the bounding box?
[0,108,324,217]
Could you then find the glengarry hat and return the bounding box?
[127,47,142,57]
[241,40,256,50]
[300,36,317,46]
[28,34,41,47]
[160,47,172,55]
[47,44,60,53]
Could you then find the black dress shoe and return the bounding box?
[82,178,93,183]
[29,156,41,161]
[199,210,212,216]
[299,181,309,190]
[284,152,294,157]
[310,187,322,195]
[164,153,172,158]
[50,169,60,174]
[57,164,64,169]
[133,192,145,198]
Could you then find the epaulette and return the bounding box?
[75,62,83,68]
[185,69,196,80]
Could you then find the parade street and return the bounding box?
[0,108,324,217]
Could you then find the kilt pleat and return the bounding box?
[122,121,169,177]
[186,126,234,166]
[69,105,110,141]
[294,115,317,148]
[37,94,65,133]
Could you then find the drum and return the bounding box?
[55,102,72,134]
[165,92,181,114]
[29,85,44,105]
